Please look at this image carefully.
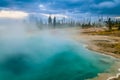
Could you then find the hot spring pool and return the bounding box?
[0,35,115,80]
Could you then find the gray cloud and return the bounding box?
[0,0,120,17]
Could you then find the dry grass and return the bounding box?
[94,41,120,55]
[88,30,120,37]
[84,28,120,55]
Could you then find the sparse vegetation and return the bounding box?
[88,30,120,37]
[94,41,120,54]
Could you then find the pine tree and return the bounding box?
[48,15,52,25]
[106,18,112,31]
[118,21,120,30]
[53,16,56,28]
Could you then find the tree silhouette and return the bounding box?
[105,18,112,31]
[117,20,120,30]
[53,16,56,28]
[48,15,52,25]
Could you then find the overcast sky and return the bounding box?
[0,0,120,19]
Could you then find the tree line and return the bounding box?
[27,14,120,30]
[105,18,120,31]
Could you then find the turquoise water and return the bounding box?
[0,35,115,80]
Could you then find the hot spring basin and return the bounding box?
[0,35,115,80]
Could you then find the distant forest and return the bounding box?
[25,15,120,31]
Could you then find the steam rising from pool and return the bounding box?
[0,22,115,80]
